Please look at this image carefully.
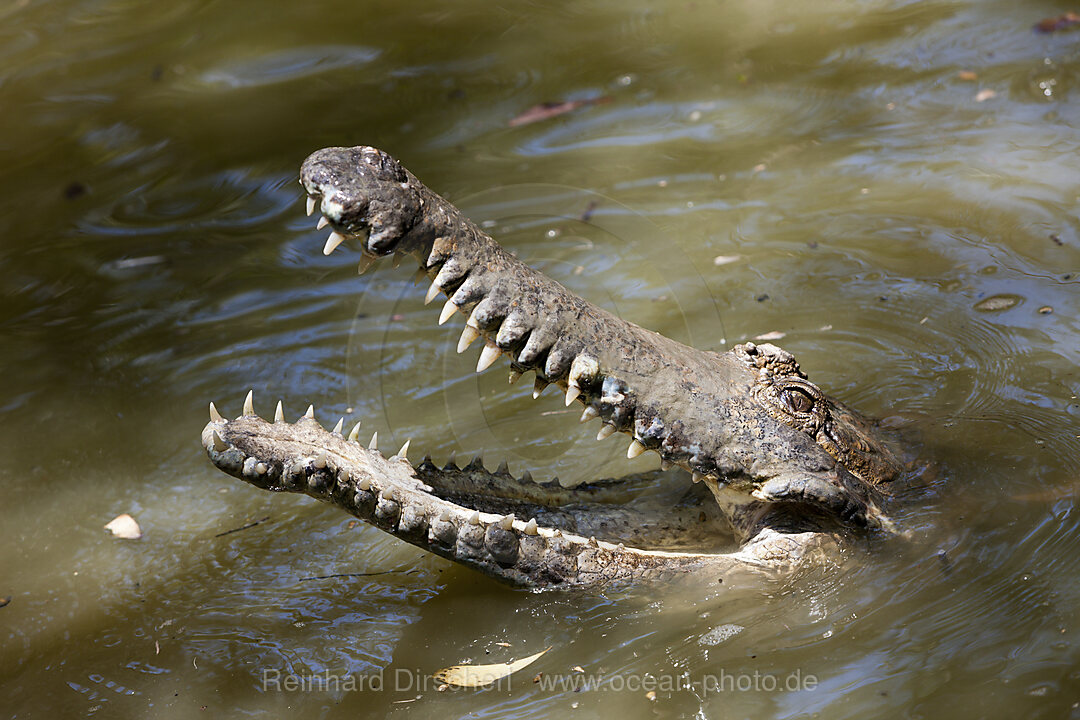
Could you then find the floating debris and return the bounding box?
[754,331,786,341]
[973,294,1021,312]
[974,89,998,102]
[509,97,610,127]
[104,513,142,540]
[712,254,740,266]
[434,646,551,687]
[1034,12,1080,33]
[699,623,745,646]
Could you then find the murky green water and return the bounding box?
[2,0,1079,717]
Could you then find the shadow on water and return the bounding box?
[1,0,1079,717]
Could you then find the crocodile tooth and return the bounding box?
[304,404,315,419]
[569,355,599,385]
[332,417,344,434]
[212,430,228,452]
[323,231,346,255]
[532,378,548,399]
[432,262,458,291]
[627,439,646,458]
[413,267,427,285]
[438,299,458,325]
[523,519,539,535]
[395,439,411,460]
[564,385,581,406]
[316,216,329,230]
[596,424,616,441]
[457,325,481,354]
[348,421,362,442]
[552,528,562,537]
[469,511,481,525]
[306,196,316,216]
[314,451,327,469]
[579,406,599,423]
[424,280,441,305]
[255,462,267,475]
[271,401,283,423]
[496,459,509,475]
[438,509,451,522]
[692,472,703,484]
[520,470,533,483]
[476,341,502,372]
[498,514,515,530]
[369,431,379,451]
[382,487,397,501]
[508,369,522,385]
[209,401,224,423]
[588,536,599,548]
[357,477,371,491]
[242,390,255,417]
[660,459,672,471]
[357,254,376,274]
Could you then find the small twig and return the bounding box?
[214,515,271,538]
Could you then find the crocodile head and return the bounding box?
[201,146,909,589]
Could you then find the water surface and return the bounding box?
[1,0,1078,717]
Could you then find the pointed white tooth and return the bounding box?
[508,369,522,385]
[316,216,329,230]
[306,196,316,216]
[357,477,371,491]
[499,514,515,530]
[521,470,533,483]
[209,402,224,423]
[348,421,362,442]
[323,231,346,255]
[274,401,284,423]
[532,379,547,399]
[438,299,458,325]
[552,528,562,537]
[314,451,327,469]
[564,385,581,406]
[469,511,481,525]
[524,518,539,535]
[424,280,441,305]
[242,390,255,416]
[255,462,267,475]
[661,459,672,471]
[333,417,344,434]
[304,404,315,419]
[438,509,451,522]
[596,424,615,441]
[627,439,646,459]
[692,472,703,484]
[369,431,379,451]
[381,487,397,501]
[395,439,411,460]
[457,325,481,353]
[212,430,228,452]
[476,341,502,372]
[357,254,376,274]
[496,459,509,474]
[579,406,599,423]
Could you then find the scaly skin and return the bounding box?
[200,146,909,590]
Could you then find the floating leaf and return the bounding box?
[509,97,610,127]
[434,646,551,687]
[1034,12,1080,33]
[105,513,142,539]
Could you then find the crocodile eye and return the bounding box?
[781,387,816,415]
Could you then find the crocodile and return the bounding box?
[201,146,911,590]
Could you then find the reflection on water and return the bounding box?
[1,0,1078,717]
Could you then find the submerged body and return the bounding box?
[202,146,910,589]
